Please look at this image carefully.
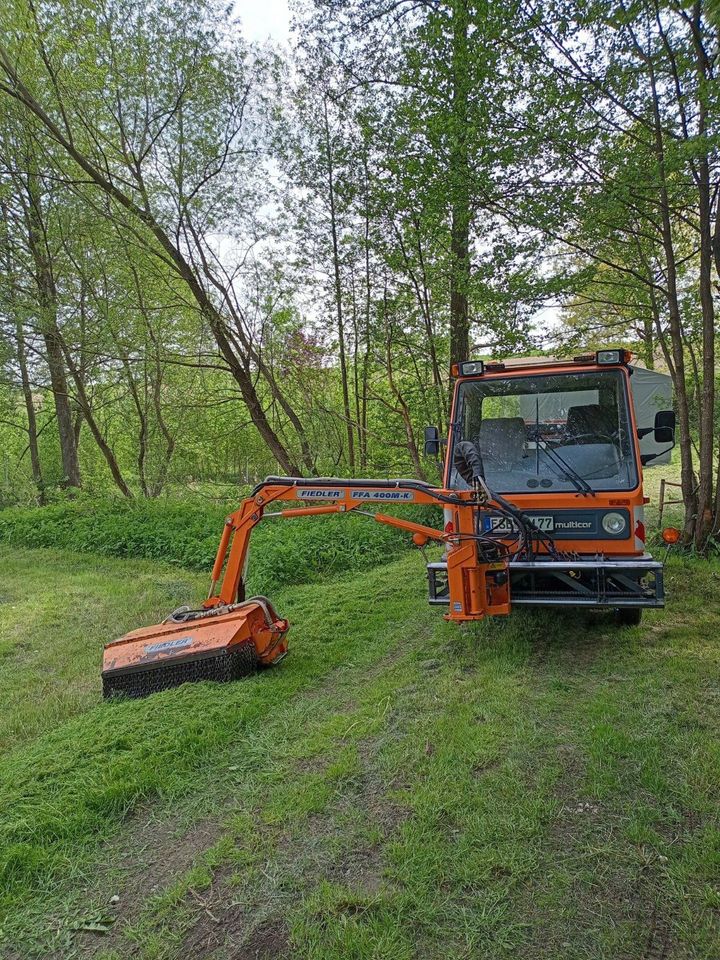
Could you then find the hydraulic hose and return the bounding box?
[255,475,478,509]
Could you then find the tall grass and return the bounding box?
[0,499,442,593]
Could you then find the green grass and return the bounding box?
[0,537,719,958]
[0,552,206,753]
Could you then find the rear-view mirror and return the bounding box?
[654,410,675,443]
[424,426,440,456]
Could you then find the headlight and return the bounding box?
[459,361,484,376]
[596,349,631,364]
[602,512,627,535]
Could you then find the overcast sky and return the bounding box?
[236,0,290,43]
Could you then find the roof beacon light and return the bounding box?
[459,361,484,376]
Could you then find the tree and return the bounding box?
[0,113,84,489]
[0,0,312,476]
[298,0,539,378]
[514,0,719,548]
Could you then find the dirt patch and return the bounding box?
[168,875,291,960]
[232,919,291,959]
[638,902,672,960]
[174,731,411,958]
[69,804,229,957]
[294,754,332,775]
[324,842,385,896]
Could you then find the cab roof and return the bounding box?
[453,350,632,378]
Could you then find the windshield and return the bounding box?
[450,369,638,493]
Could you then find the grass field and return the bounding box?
[0,501,719,959]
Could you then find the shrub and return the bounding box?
[0,499,443,593]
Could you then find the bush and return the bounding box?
[0,498,443,593]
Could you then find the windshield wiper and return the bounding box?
[531,434,592,496]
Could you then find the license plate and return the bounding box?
[483,515,554,534]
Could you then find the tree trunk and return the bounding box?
[350,274,364,465]
[689,14,716,550]
[324,98,356,472]
[122,356,150,497]
[641,313,655,369]
[386,347,427,482]
[15,317,45,503]
[126,261,176,496]
[58,335,134,498]
[149,355,176,497]
[383,288,427,481]
[23,175,82,489]
[0,215,46,503]
[209,318,302,475]
[449,0,471,374]
[712,174,720,283]
[414,223,447,432]
[250,350,315,474]
[360,158,373,469]
[395,220,447,432]
[43,327,82,488]
[647,68,697,539]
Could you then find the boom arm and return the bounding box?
[204,477,511,621]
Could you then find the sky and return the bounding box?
[236,0,290,43]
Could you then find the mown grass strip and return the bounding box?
[75,558,720,960]
[0,548,436,928]
[0,549,206,752]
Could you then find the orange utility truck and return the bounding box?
[103,349,675,698]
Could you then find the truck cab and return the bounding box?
[426,350,675,623]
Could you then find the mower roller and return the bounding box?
[102,349,672,699]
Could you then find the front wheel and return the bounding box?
[615,607,642,627]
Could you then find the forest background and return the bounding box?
[0,0,718,547]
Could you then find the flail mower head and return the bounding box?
[102,597,289,699]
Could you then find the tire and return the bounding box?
[615,607,642,627]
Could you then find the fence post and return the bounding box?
[659,478,666,527]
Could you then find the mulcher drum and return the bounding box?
[102,642,258,699]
